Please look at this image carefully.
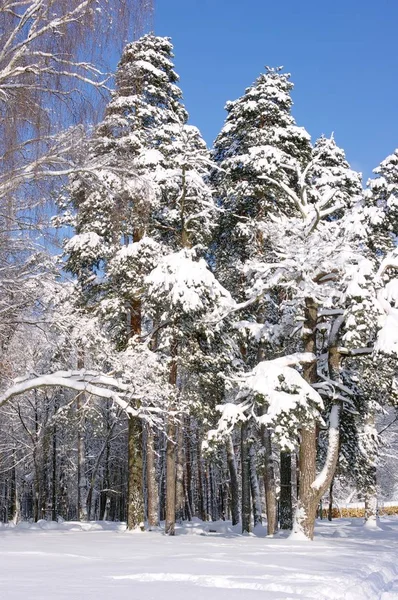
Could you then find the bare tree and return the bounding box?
[0,0,153,211]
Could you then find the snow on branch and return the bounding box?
[204,354,322,451]
[0,370,158,420]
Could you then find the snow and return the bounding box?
[146,250,233,317]
[242,358,324,424]
[1,518,398,599]
[311,404,340,491]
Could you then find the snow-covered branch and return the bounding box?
[0,370,167,422]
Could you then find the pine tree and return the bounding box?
[214,123,368,537]
[62,34,191,530]
[212,67,313,534]
[213,66,312,290]
[364,149,398,254]
[62,33,225,533]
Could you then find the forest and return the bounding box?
[1,0,398,548]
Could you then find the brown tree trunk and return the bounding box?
[51,398,58,522]
[126,242,145,529]
[165,339,178,535]
[262,426,277,535]
[127,415,144,530]
[293,297,318,539]
[249,429,262,527]
[175,423,185,521]
[293,300,341,539]
[184,419,193,520]
[146,425,159,528]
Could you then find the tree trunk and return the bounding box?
[249,429,262,527]
[363,410,379,528]
[165,416,176,534]
[280,450,293,529]
[165,339,178,536]
[146,425,159,528]
[262,426,277,535]
[184,419,193,520]
[364,465,378,528]
[197,434,206,521]
[51,400,57,522]
[77,351,87,522]
[241,420,251,533]
[127,416,144,530]
[175,423,185,521]
[226,435,240,526]
[10,448,20,524]
[293,298,318,538]
[125,243,146,529]
[292,298,341,540]
[328,479,334,521]
[293,360,341,536]
[294,426,318,539]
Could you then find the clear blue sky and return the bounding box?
[154,0,398,182]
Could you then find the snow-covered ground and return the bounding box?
[1,517,398,599]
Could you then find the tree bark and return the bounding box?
[249,429,262,527]
[196,433,206,521]
[293,301,341,539]
[127,415,145,530]
[51,398,58,522]
[146,424,159,528]
[241,420,251,533]
[226,435,240,525]
[280,450,293,529]
[165,415,176,534]
[328,479,334,521]
[165,338,178,536]
[77,350,87,522]
[262,426,277,535]
[364,465,378,527]
[184,419,193,520]
[175,423,185,521]
[363,412,379,528]
[10,447,20,524]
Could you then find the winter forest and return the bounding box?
[2,4,398,590]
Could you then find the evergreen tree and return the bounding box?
[61,33,224,533]
[212,66,313,534]
[364,149,398,254]
[213,67,312,291]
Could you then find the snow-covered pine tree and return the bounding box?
[212,66,313,534]
[335,150,398,524]
[62,33,226,533]
[364,149,398,255]
[62,34,190,530]
[214,124,368,538]
[213,66,312,292]
[309,134,363,215]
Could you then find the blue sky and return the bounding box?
[154,0,398,182]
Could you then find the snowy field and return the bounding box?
[1,518,398,600]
